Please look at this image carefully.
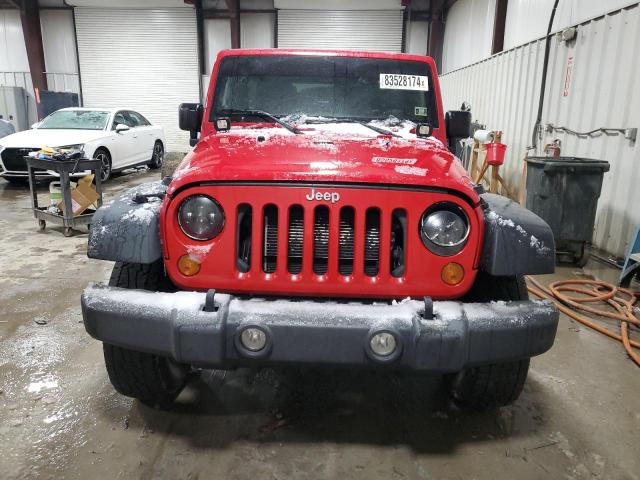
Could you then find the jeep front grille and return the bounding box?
[235,203,406,279]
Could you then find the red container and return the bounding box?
[486,142,507,165]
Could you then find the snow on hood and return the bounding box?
[170,119,478,197]
[0,128,109,148]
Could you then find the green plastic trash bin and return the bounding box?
[525,156,610,266]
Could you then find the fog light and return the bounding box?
[240,327,267,352]
[441,262,464,285]
[178,254,200,276]
[370,332,397,357]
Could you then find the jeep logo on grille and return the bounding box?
[305,188,340,204]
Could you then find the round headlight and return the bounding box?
[178,195,225,241]
[420,204,469,255]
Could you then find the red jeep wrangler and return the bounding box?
[82,49,558,410]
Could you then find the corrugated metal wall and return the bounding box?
[503,0,638,50]
[440,4,640,258]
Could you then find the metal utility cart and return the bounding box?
[25,156,103,237]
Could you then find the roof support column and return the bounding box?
[428,11,445,73]
[492,0,508,54]
[19,0,48,93]
[226,0,240,49]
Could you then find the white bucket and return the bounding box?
[49,181,76,205]
[49,181,62,206]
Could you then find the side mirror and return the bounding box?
[115,123,130,133]
[445,110,472,154]
[445,110,472,138]
[179,103,203,146]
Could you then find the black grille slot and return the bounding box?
[1,148,39,172]
[391,209,406,278]
[313,206,330,275]
[338,207,355,275]
[236,204,252,272]
[287,205,304,274]
[235,200,405,280]
[262,204,278,273]
[364,208,380,277]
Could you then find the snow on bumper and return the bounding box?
[81,284,559,372]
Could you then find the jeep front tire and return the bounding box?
[448,272,531,410]
[102,261,188,408]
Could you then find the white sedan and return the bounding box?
[0,107,165,183]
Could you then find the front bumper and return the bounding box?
[0,168,90,179]
[81,285,559,372]
[0,168,54,179]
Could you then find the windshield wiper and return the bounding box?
[217,109,302,135]
[303,117,401,138]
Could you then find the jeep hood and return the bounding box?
[169,123,478,201]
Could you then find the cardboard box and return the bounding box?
[57,174,100,216]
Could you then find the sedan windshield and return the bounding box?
[212,55,438,126]
[38,110,110,130]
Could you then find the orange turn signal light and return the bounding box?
[178,255,201,276]
[441,262,464,285]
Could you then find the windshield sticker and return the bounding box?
[414,106,428,117]
[380,74,429,91]
[395,165,428,176]
[372,156,417,165]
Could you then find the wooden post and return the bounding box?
[470,139,487,181]
[490,164,499,193]
[489,131,503,193]
[518,151,529,205]
[474,161,489,185]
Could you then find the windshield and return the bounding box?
[38,110,110,130]
[212,55,438,126]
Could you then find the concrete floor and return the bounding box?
[1,168,639,480]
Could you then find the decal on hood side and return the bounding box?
[372,156,417,165]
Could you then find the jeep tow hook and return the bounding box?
[422,296,434,320]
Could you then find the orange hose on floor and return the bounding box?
[526,276,640,367]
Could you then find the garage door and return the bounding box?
[277,10,404,53]
[74,8,199,152]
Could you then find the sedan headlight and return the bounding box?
[58,144,85,151]
[420,203,469,256]
[178,195,225,241]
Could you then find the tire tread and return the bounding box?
[450,272,531,410]
[103,261,185,407]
